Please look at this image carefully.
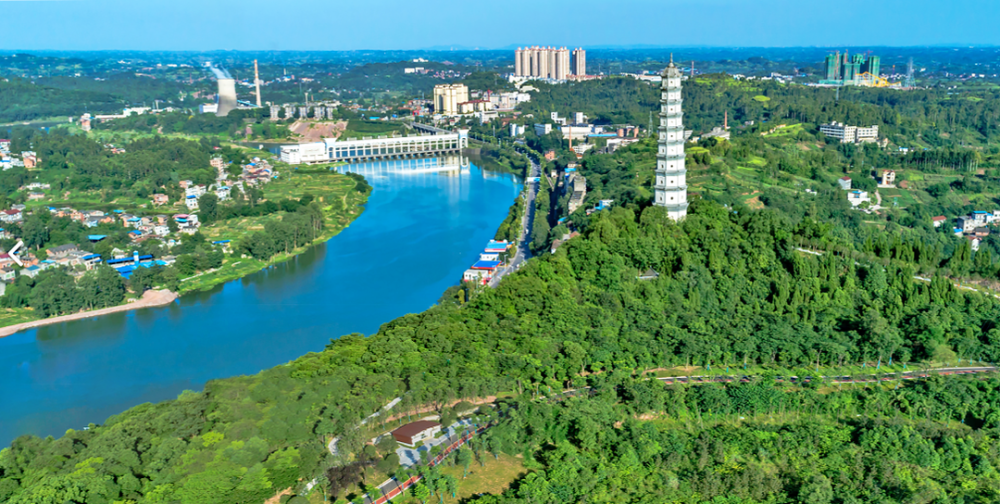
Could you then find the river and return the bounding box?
[0,156,520,444]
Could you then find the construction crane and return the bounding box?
[855,72,900,88]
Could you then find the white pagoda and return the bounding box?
[653,56,689,220]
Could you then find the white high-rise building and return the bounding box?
[572,48,586,76]
[653,58,688,220]
[514,46,571,80]
[433,83,469,116]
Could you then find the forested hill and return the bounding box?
[0,78,123,122]
[520,74,1000,149]
[3,196,1000,503]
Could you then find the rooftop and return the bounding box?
[392,420,441,438]
[472,260,502,270]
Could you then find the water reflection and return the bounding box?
[0,158,520,442]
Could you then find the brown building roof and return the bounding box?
[392,420,441,442]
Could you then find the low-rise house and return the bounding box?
[847,190,870,207]
[974,227,990,238]
[972,211,995,226]
[463,269,491,284]
[932,216,947,228]
[484,240,510,253]
[152,193,169,206]
[179,224,200,234]
[0,209,22,223]
[215,185,231,201]
[179,180,193,189]
[185,195,199,210]
[968,236,982,252]
[638,268,660,281]
[186,184,207,198]
[879,170,896,186]
[838,177,852,190]
[48,244,80,259]
[958,216,978,233]
[27,192,45,201]
[21,152,38,169]
[391,421,442,447]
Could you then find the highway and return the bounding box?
[489,156,540,287]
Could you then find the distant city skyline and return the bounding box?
[1,0,999,51]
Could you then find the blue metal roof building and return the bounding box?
[471,260,502,270]
[106,254,154,266]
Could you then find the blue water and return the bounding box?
[0,158,520,443]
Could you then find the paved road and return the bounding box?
[489,157,540,288]
[653,366,998,386]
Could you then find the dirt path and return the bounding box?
[0,289,178,338]
[381,396,499,424]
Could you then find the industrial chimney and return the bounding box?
[216,78,238,117]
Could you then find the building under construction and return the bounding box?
[821,51,883,87]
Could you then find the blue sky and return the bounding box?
[2,0,998,51]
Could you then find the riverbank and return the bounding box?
[0,169,368,336]
[176,172,368,295]
[0,289,177,338]
[0,158,519,445]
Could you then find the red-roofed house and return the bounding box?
[0,209,22,224]
[932,216,947,228]
[391,421,442,447]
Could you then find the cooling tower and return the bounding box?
[216,78,237,117]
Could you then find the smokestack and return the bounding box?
[216,78,237,117]
[254,59,262,108]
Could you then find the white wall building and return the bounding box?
[279,142,329,164]
[820,122,880,144]
[279,131,469,165]
[185,184,207,198]
[847,190,870,207]
[489,92,531,110]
